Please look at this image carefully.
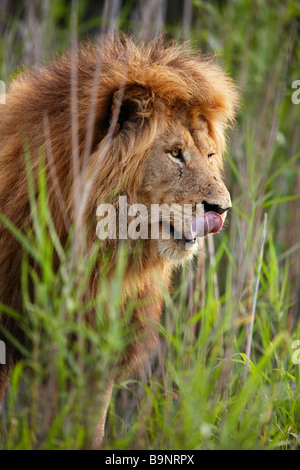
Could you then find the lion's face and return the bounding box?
[139,110,231,262]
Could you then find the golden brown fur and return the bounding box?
[0,36,238,433]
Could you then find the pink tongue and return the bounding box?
[191,211,223,238]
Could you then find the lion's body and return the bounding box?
[0,37,238,443]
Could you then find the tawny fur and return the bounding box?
[0,35,238,419]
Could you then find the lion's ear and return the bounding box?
[110,85,153,134]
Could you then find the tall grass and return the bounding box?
[0,0,300,450]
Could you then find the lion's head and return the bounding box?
[87,36,239,263]
[139,109,232,262]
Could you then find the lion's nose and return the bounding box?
[202,200,231,215]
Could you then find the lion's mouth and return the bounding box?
[166,211,223,245]
[190,211,223,239]
[168,223,197,245]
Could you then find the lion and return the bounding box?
[0,35,238,448]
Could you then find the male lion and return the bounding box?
[0,36,238,448]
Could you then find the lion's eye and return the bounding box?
[208,149,216,159]
[170,149,184,162]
